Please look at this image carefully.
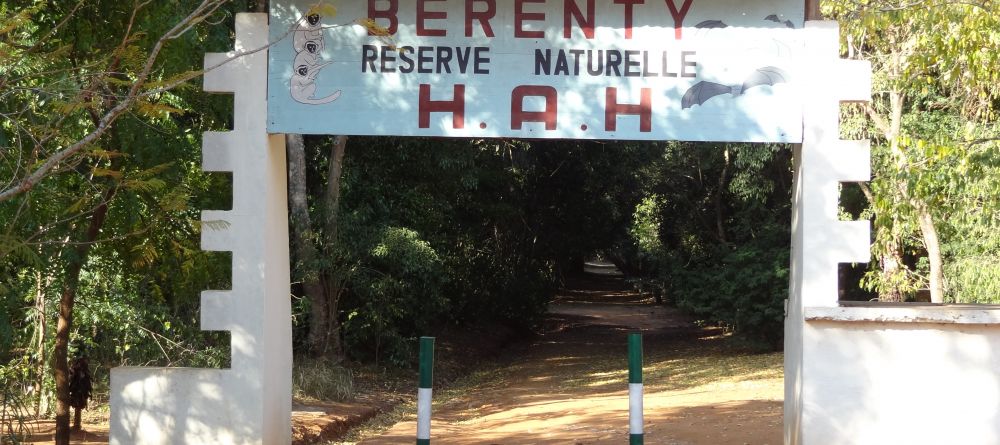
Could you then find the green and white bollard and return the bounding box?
[628,332,644,445]
[417,337,434,445]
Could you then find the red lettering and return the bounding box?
[417,0,447,37]
[515,0,546,39]
[613,0,645,40]
[564,0,595,39]
[465,0,496,37]
[511,86,559,130]
[367,0,399,35]
[419,84,466,129]
[665,0,693,40]
[605,87,652,132]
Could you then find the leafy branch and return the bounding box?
[0,2,359,204]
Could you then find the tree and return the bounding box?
[631,142,793,346]
[1,2,262,442]
[287,134,349,359]
[825,0,1000,302]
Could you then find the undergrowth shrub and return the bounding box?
[293,358,355,402]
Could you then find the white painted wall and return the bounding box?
[110,14,292,445]
[785,21,1000,445]
[785,20,871,445]
[802,318,1000,445]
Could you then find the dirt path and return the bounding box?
[356,274,783,445]
[17,272,782,445]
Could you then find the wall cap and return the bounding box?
[805,303,1000,325]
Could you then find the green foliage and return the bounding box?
[827,0,1000,302]
[630,196,662,254]
[0,0,248,413]
[342,226,448,366]
[301,137,662,365]
[1,357,32,443]
[825,0,1000,119]
[624,143,792,346]
[668,228,790,346]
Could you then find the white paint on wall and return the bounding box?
[784,21,1000,445]
[110,14,292,445]
[802,321,1000,445]
[784,20,872,445]
[805,306,1000,325]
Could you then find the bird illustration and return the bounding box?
[682,66,789,109]
[765,14,796,29]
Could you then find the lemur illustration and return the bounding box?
[293,13,325,53]
[291,62,342,105]
[289,13,341,105]
[294,40,322,67]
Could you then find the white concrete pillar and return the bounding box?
[784,21,871,445]
[110,13,292,445]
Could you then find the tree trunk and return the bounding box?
[879,236,906,303]
[287,134,349,358]
[285,134,332,357]
[886,90,945,303]
[318,136,348,358]
[54,187,115,445]
[324,136,348,242]
[916,204,945,302]
[34,271,47,418]
[867,76,948,303]
[715,145,730,244]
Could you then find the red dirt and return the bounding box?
[18,272,783,445]
[19,401,386,445]
[17,419,109,445]
[357,274,784,445]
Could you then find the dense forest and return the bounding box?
[1,0,998,443]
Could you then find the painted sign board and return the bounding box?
[268,0,805,142]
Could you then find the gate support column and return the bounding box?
[110,14,292,445]
[784,21,871,445]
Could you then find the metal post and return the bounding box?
[628,332,644,445]
[417,337,434,445]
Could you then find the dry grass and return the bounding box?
[559,335,783,393]
[294,358,356,402]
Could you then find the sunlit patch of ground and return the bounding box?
[19,416,110,445]
[347,276,783,445]
[18,275,783,445]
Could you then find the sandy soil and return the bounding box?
[16,419,110,445]
[19,400,384,445]
[357,276,783,445]
[17,274,783,445]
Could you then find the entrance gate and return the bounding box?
[108,2,885,444]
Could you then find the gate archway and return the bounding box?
[108,3,878,444]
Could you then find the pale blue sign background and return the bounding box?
[268,0,805,142]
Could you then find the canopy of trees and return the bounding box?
[1,1,997,443]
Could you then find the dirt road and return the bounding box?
[357,275,783,445]
[19,273,782,445]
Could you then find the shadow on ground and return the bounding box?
[356,272,783,445]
